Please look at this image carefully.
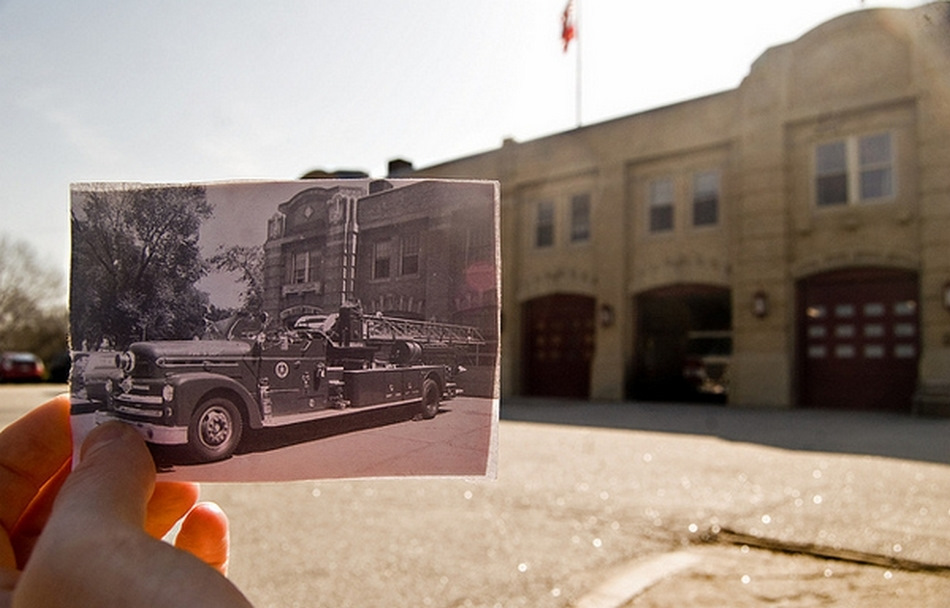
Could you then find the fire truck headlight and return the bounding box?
[162,384,175,403]
[116,351,136,374]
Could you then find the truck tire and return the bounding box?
[419,378,440,419]
[188,395,243,462]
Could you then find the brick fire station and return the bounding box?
[408,3,950,412]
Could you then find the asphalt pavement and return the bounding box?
[501,397,950,465]
[3,387,949,606]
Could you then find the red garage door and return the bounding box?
[798,268,919,411]
[522,294,595,399]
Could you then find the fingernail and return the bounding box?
[80,421,134,463]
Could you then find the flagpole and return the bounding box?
[575,0,582,128]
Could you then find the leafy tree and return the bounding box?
[208,244,264,316]
[70,184,213,349]
[0,235,68,364]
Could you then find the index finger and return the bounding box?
[0,396,72,535]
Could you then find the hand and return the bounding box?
[0,395,253,607]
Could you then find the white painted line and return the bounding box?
[573,550,702,608]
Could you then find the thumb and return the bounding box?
[54,421,156,531]
[14,423,158,607]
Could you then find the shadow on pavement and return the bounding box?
[501,398,950,465]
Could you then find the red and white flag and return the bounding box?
[561,0,575,52]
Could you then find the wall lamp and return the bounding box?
[599,303,615,328]
[752,291,769,318]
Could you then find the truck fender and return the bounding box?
[166,372,264,430]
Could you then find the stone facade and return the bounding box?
[411,4,950,411]
[262,180,499,343]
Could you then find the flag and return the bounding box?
[561,0,575,52]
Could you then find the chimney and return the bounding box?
[387,158,414,178]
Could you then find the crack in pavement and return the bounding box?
[703,527,950,575]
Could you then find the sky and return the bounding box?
[0,0,928,290]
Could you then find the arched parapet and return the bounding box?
[790,249,918,280]
[629,253,731,297]
[515,267,598,303]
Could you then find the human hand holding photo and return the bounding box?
[0,395,253,607]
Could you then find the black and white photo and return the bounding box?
[70,179,499,482]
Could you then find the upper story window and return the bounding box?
[286,250,316,285]
[693,171,720,227]
[648,178,674,233]
[535,201,555,248]
[292,251,310,284]
[570,194,591,243]
[816,132,894,207]
[400,234,419,276]
[373,239,392,279]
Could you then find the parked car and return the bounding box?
[0,352,46,382]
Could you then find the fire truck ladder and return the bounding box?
[363,315,485,346]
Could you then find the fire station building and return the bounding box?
[410,4,950,412]
[261,179,499,393]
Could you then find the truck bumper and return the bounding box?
[95,411,189,446]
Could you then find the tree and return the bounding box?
[208,244,264,316]
[0,235,69,365]
[70,184,213,349]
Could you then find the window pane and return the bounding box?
[816,141,848,206]
[835,344,856,359]
[374,240,391,279]
[835,304,855,318]
[293,252,309,284]
[834,324,855,338]
[650,205,673,232]
[817,141,847,174]
[649,178,674,233]
[401,234,419,276]
[650,178,674,204]
[895,344,916,359]
[859,133,893,200]
[894,323,915,337]
[859,133,891,166]
[693,198,718,226]
[536,201,554,248]
[817,175,848,206]
[570,194,591,242]
[860,168,892,200]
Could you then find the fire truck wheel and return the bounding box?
[419,378,440,419]
[188,396,243,462]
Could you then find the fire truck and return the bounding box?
[98,304,484,463]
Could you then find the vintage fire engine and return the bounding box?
[99,305,483,462]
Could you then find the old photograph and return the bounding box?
[69,179,499,482]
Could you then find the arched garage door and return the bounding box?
[522,294,595,399]
[798,268,919,411]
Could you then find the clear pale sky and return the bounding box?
[0,0,926,281]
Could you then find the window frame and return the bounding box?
[400,233,420,277]
[569,193,591,244]
[373,239,392,280]
[692,170,720,228]
[535,200,555,248]
[815,131,895,208]
[648,177,675,234]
